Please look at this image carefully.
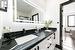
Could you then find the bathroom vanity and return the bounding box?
[0,27,57,50]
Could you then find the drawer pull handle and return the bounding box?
[47,43,52,48]
[54,33,55,39]
[47,37,51,40]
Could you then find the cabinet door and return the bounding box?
[46,34,56,50]
[45,36,52,50]
[48,42,56,50]
[48,34,56,50]
[38,35,52,50]
[37,40,47,50]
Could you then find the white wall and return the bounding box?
[45,0,69,45]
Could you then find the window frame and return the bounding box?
[67,15,75,27]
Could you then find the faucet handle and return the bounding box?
[22,29,26,33]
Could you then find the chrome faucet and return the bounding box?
[35,26,40,33]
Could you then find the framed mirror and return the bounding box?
[67,15,75,27]
[13,0,43,23]
[0,0,8,12]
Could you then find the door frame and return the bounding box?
[60,0,75,50]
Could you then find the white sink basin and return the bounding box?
[45,30,52,32]
[15,34,38,45]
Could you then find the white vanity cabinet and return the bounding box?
[30,33,56,50]
[37,38,47,50]
[44,34,55,50]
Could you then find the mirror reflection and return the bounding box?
[14,0,43,23]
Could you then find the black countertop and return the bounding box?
[11,30,55,50]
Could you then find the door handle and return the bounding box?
[54,33,55,39]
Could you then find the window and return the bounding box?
[67,15,75,27]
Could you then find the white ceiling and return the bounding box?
[17,0,35,13]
